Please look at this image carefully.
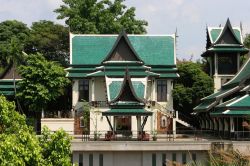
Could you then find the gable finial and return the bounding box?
[175,27,179,38]
[240,21,243,34]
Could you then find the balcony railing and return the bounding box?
[44,110,73,118]
[90,101,109,108]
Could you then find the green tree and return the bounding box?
[0,95,72,165]
[24,20,69,66]
[173,61,213,117]
[0,95,43,165]
[244,34,250,49]
[17,53,70,113]
[39,127,72,166]
[0,20,30,66]
[55,0,148,34]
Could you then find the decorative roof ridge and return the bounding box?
[102,30,144,64]
[213,18,242,45]
[227,94,249,107]
[110,68,145,104]
[70,32,175,37]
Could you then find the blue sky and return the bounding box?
[1,0,250,60]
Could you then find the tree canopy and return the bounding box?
[0,20,30,67]
[17,53,70,112]
[24,20,69,66]
[55,0,148,34]
[0,95,72,165]
[173,61,214,116]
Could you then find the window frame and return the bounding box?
[156,79,168,102]
[79,79,89,102]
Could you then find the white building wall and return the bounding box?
[94,78,106,101]
[41,118,74,134]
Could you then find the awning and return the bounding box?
[102,108,152,116]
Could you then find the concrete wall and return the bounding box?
[41,118,74,134]
[73,150,208,166]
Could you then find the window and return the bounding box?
[157,80,167,101]
[218,55,237,75]
[79,153,83,166]
[99,154,103,166]
[152,153,156,166]
[79,79,89,101]
[161,116,167,128]
[162,153,166,166]
[80,116,85,128]
[89,154,93,166]
[182,153,186,164]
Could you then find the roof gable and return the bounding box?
[102,31,143,63]
[214,19,242,45]
[110,69,144,104]
[207,22,242,45]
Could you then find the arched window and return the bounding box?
[161,116,167,128]
[80,116,85,128]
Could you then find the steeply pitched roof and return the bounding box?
[70,34,176,66]
[194,58,250,113]
[110,69,145,104]
[102,30,143,63]
[207,19,242,45]
[202,19,248,57]
[213,19,242,45]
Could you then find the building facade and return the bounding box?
[66,31,179,137]
[194,19,250,140]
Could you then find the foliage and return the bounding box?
[0,95,72,165]
[0,20,30,66]
[0,95,43,165]
[209,150,250,166]
[24,20,69,66]
[55,0,148,34]
[244,33,250,49]
[17,53,70,111]
[39,126,72,166]
[173,61,214,114]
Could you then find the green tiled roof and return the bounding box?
[209,28,242,44]
[224,59,250,88]
[67,73,88,78]
[87,71,159,77]
[193,99,216,112]
[102,108,152,116]
[71,35,175,66]
[109,81,145,100]
[207,47,248,53]
[211,109,250,116]
[159,73,179,78]
[229,95,250,107]
[203,86,239,100]
[0,80,19,96]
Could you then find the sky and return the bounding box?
[1,0,250,60]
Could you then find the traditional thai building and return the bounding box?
[66,31,179,138]
[0,65,21,98]
[194,19,250,139]
[201,18,248,91]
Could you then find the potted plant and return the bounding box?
[152,131,157,141]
